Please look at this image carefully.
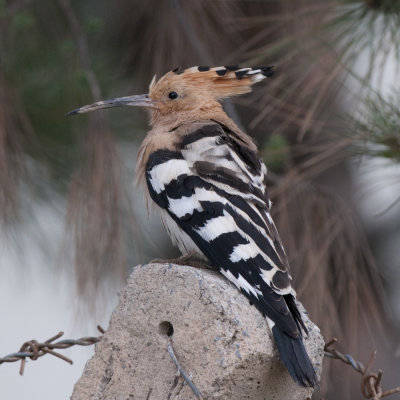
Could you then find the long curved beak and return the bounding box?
[67,94,157,116]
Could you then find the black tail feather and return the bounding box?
[272,326,318,388]
[284,294,308,334]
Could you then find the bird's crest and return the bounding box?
[150,65,274,100]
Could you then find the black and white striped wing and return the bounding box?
[146,122,301,338]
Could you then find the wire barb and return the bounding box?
[324,338,400,399]
[0,326,104,375]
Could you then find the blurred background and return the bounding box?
[0,0,399,398]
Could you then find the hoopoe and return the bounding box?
[69,65,318,388]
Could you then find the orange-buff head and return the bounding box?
[68,65,274,125]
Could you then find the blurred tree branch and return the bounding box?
[57,0,101,101]
[58,0,136,297]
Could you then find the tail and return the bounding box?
[272,326,318,388]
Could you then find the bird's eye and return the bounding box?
[168,91,178,100]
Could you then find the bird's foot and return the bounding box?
[150,251,213,270]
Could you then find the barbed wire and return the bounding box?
[2,328,399,400]
[324,337,400,400]
[0,326,105,375]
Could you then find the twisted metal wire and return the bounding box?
[0,326,105,375]
[0,324,204,399]
[324,338,400,399]
[167,337,203,399]
[2,328,399,400]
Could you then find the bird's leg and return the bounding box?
[150,251,214,270]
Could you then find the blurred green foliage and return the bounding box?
[0,1,123,187]
[355,94,400,162]
[262,134,289,172]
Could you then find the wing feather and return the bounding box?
[146,122,301,338]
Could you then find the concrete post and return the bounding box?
[71,263,324,400]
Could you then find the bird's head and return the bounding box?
[68,65,274,125]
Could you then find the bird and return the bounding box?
[68,65,318,388]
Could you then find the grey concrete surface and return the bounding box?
[71,263,324,400]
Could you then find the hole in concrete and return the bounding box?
[159,321,174,336]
